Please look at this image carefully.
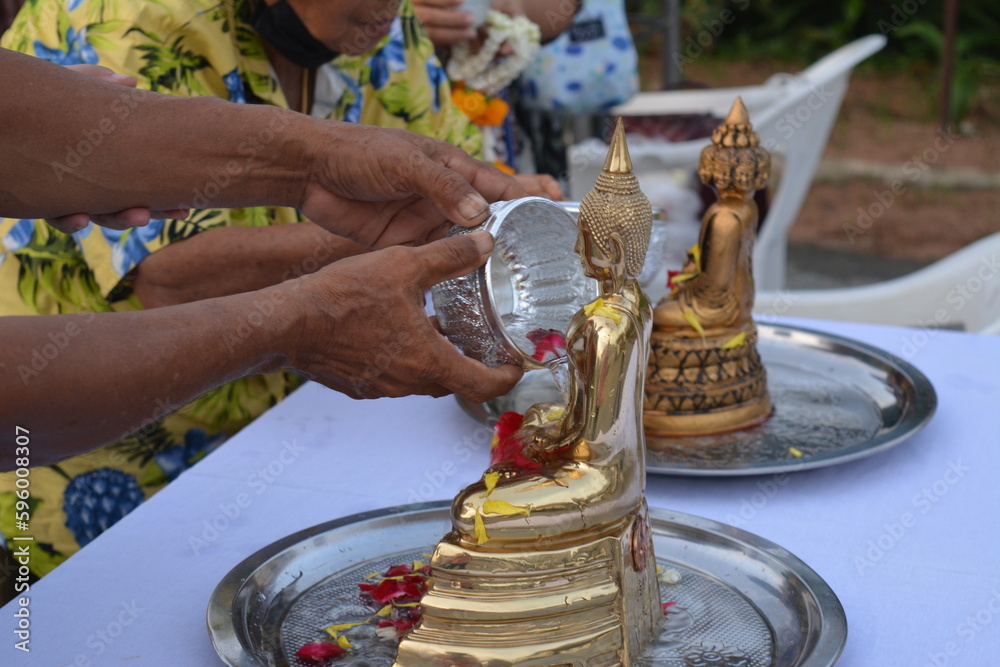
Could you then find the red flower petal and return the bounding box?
[384,564,412,577]
[527,328,567,363]
[377,617,416,640]
[295,641,346,662]
[489,411,545,471]
[662,601,676,614]
[493,411,524,443]
[361,578,410,604]
[666,270,680,289]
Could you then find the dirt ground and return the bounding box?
[644,57,1000,264]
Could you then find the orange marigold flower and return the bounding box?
[478,97,509,126]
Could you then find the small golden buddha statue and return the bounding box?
[395,120,662,665]
[644,97,773,437]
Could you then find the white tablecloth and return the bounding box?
[4,318,999,666]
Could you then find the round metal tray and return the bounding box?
[208,502,846,667]
[458,322,937,476]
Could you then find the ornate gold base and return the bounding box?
[644,396,772,437]
[644,324,772,437]
[394,505,662,666]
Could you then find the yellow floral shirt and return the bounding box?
[0,0,480,576]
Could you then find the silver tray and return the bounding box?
[208,503,847,666]
[458,322,937,476]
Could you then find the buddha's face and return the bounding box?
[282,0,399,55]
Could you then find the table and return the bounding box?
[4,317,999,666]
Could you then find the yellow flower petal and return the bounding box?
[337,635,354,650]
[682,310,705,339]
[722,332,746,349]
[788,447,803,458]
[393,601,421,608]
[688,243,702,273]
[474,509,489,545]
[542,406,564,422]
[584,297,622,324]
[583,297,604,316]
[376,604,393,617]
[482,499,531,516]
[324,621,365,637]
[364,571,380,580]
[412,560,425,571]
[671,272,696,283]
[483,471,500,495]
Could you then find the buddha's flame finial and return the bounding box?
[723,96,750,126]
[710,96,760,150]
[603,118,633,174]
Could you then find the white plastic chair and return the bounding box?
[568,35,887,291]
[753,231,1000,334]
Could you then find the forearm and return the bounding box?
[525,0,580,42]
[0,286,299,469]
[0,48,319,219]
[133,222,368,309]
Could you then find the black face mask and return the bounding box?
[249,0,339,68]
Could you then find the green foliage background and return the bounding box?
[627,0,1000,120]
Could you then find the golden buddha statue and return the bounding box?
[644,97,773,437]
[394,120,662,665]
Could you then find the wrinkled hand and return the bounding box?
[283,232,522,401]
[300,124,526,248]
[412,0,477,46]
[514,173,563,200]
[44,65,189,234]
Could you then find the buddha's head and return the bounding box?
[698,97,771,195]
[576,119,652,291]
